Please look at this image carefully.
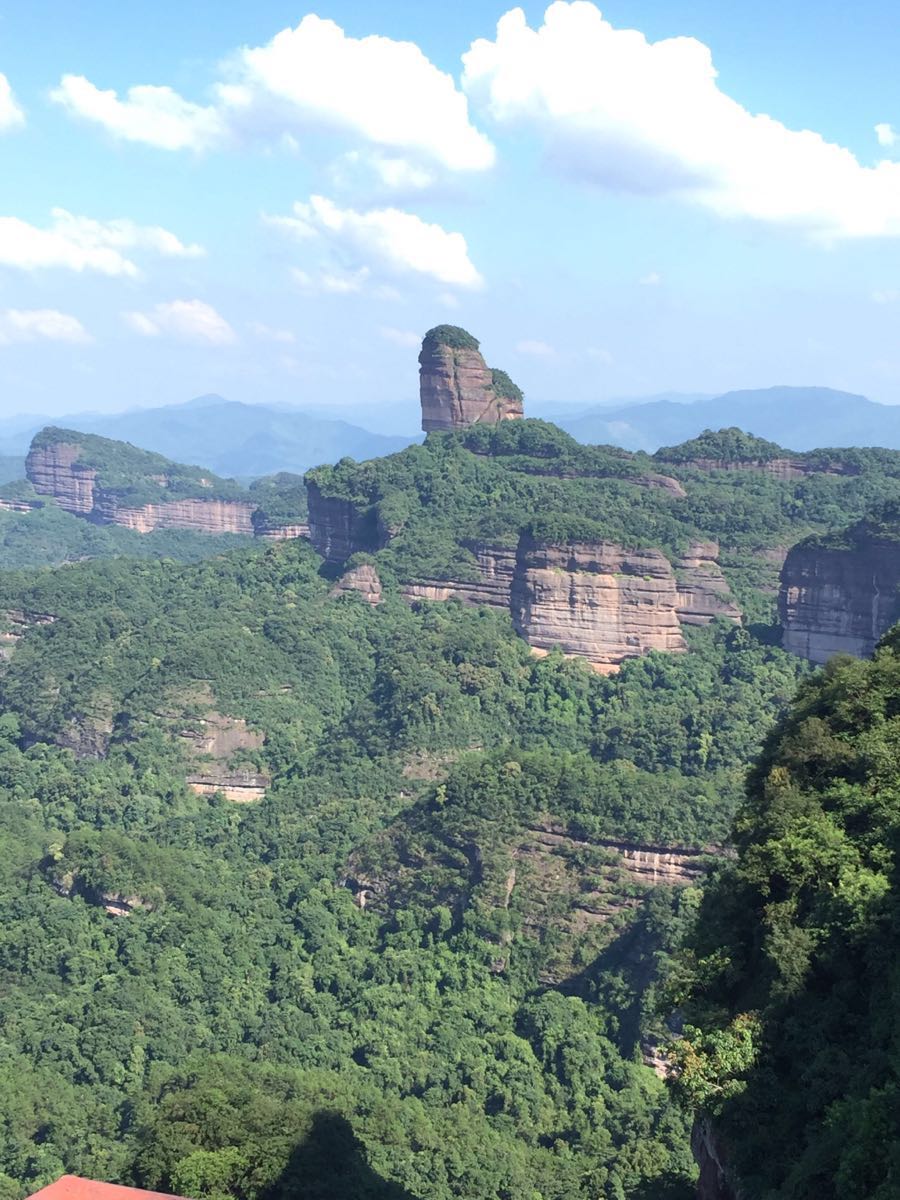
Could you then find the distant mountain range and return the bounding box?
[0,395,418,479]
[557,386,900,452]
[4,386,900,478]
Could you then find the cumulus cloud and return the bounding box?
[876,123,897,149]
[0,208,203,276]
[380,326,421,348]
[53,14,493,175]
[51,75,224,150]
[0,308,90,344]
[516,339,555,356]
[463,1,900,239]
[123,299,235,344]
[0,74,24,131]
[270,194,483,288]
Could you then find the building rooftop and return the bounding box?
[29,1176,188,1200]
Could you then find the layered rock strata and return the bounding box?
[672,456,856,479]
[675,541,743,626]
[401,542,517,609]
[780,541,900,663]
[419,329,523,432]
[97,497,255,534]
[26,442,257,536]
[26,442,97,513]
[255,522,310,541]
[511,537,688,671]
[330,563,384,605]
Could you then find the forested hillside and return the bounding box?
[672,632,900,1199]
[0,535,807,1200]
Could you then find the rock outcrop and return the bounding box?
[419,326,524,432]
[675,541,743,626]
[186,772,270,803]
[26,441,97,513]
[330,563,384,605]
[97,496,255,534]
[255,521,310,541]
[511,536,687,671]
[26,439,258,536]
[306,483,384,563]
[693,1118,743,1200]
[780,540,900,663]
[401,542,517,609]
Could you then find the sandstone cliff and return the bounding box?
[675,541,743,626]
[330,562,384,605]
[306,482,384,563]
[97,496,255,534]
[26,441,97,513]
[419,326,524,432]
[780,538,900,663]
[511,536,687,671]
[400,542,517,609]
[26,434,267,537]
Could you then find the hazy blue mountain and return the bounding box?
[559,386,900,451]
[0,397,418,479]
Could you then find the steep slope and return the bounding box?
[25,428,308,540]
[419,325,524,431]
[779,502,900,662]
[673,628,900,1200]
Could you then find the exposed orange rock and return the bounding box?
[419,333,523,432]
[99,496,255,534]
[26,442,96,513]
[675,540,742,626]
[511,537,687,669]
[330,562,384,605]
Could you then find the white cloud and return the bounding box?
[0,208,203,276]
[53,15,493,176]
[51,75,224,150]
[464,2,900,239]
[516,338,555,356]
[0,74,24,131]
[0,308,90,344]
[876,123,897,149]
[639,271,662,286]
[219,15,494,170]
[271,194,482,288]
[123,299,235,344]
[249,321,295,343]
[380,326,421,348]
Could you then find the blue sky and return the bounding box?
[2,0,900,430]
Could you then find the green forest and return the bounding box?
[2,418,900,1199]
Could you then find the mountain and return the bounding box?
[0,398,418,479]
[559,386,900,452]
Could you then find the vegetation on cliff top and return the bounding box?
[420,324,480,352]
[489,366,524,403]
[654,427,788,463]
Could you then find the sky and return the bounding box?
[3,0,900,430]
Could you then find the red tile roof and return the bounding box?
[29,1177,189,1200]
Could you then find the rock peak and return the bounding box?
[419,326,524,432]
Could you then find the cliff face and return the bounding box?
[306,483,384,563]
[511,537,687,672]
[419,329,524,432]
[676,456,856,479]
[779,541,900,663]
[676,541,743,626]
[330,563,384,605]
[401,542,517,609]
[692,1119,742,1200]
[97,496,255,534]
[399,535,740,671]
[26,442,257,536]
[26,442,97,513]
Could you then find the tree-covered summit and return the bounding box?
[420,324,480,352]
[654,427,788,463]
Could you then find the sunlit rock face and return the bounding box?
[419,325,524,432]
